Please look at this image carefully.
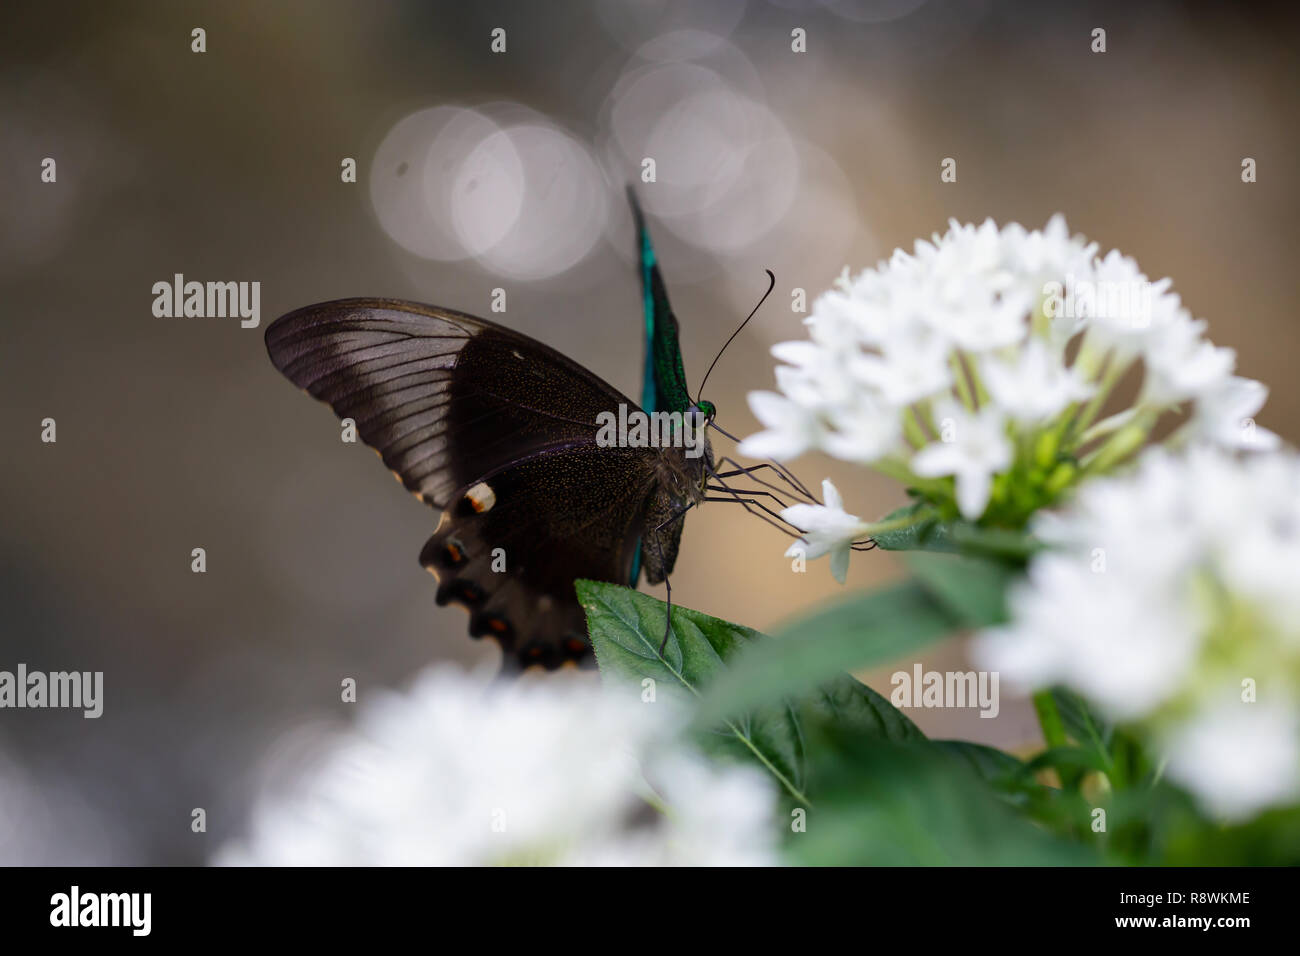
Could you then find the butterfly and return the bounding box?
[264,190,792,673]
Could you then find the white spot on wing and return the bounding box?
[465,481,497,513]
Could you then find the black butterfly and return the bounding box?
[264,192,796,672]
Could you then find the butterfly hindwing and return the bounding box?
[421,443,660,670]
[265,298,661,669]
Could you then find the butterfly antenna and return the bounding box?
[696,269,776,403]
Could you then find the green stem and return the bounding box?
[1033,690,1083,792]
[1079,409,1157,475]
[1078,408,1137,446]
[873,456,939,493]
[902,406,929,449]
[1071,355,1131,440]
[968,354,990,407]
[949,353,976,410]
[1033,690,1068,750]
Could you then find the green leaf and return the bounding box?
[947,522,1040,562]
[788,730,1098,866]
[693,552,1016,728]
[870,503,957,553]
[903,551,1017,627]
[576,578,811,803]
[691,579,951,731]
[873,504,1039,563]
[803,674,925,746]
[576,580,926,805]
[935,739,1026,787]
[1022,745,1114,778]
[575,577,752,691]
[1052,687,1113,755]
[1151,797,1300,866]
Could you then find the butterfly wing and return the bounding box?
[264,297,657,670]
[629,187,694,418]
[627,188,701,587]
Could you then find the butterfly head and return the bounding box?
[684,400,716,465]
[686,400,716,428]
[674,401,716,500]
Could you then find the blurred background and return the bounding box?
[0,0,1296,864]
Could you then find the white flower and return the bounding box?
[848,326,952,406]
[781,479,871,584]
[215,666,778,866]
[981,339,1094,424]
[742,214,1276,582]
[1140,313,1236,408]
[821,400,903,463]
[912,402,1012,519]
[1185,376,1280,451]
[976,554,1201,719]
[738,391,819,461]
[974,448,1300,819]
[1165,699,1300,821]
[1217,452,1300,632]
[1006,212,1095,276]
[1077,249,1176,360]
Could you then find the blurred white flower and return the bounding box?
[1139,314,1236,407]
[741,215,1275,581]
[1166,698,1300,821]
[974,447,1300,820]
[912,401,1013,520]
[216,666,778,866]
[980,340,1094,424]
[781,479,871,584]
[976,553,1200,720]
[741,390,820,460]
[848,327,952,405]
[1184,376,1280,451]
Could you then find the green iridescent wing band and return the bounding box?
[627,188,696,586]
[628,187,693,416]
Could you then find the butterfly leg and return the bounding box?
[704,465,808,538]
[712,458,819,504]
[651,501,696,657]
[705,483,790,508]
[706,422,819,500]
[705,484,807,534]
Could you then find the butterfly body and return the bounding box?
[265,194,714,671]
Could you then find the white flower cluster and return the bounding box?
[975,447,1300,820]
[742,216,1276,565]
[215,666,777,866]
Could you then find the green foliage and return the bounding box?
[871,503,1040,562]
[787,729,1097,866]
[578,524,1297,865]
[693,552,1017,729]
[577,579,924,805]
